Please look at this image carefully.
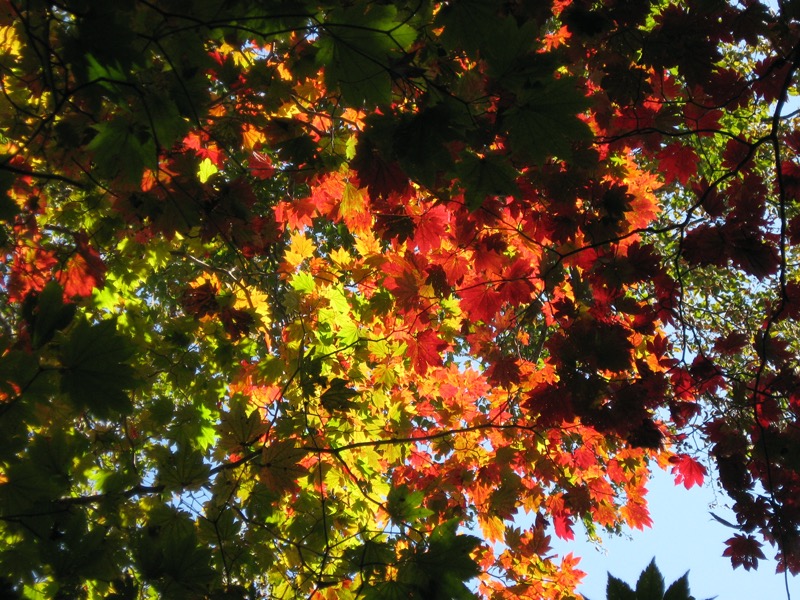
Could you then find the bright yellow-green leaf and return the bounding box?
[197,157,218,182]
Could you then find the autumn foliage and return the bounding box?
[0,0,799,598]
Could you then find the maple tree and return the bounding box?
[1,0,799,598]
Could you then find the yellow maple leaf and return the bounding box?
[339,182,366,219]
[241,124,265,151]
[0,25,21,55]
[284,232,315,268]
[354,230,382,260]
[235,287,270,325]
[478,514,506,544]
[197,157,218,183]
[329,247,353,270]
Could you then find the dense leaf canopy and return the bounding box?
[1,0,799,598]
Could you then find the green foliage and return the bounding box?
[598,559,714,600]
[503,77,593,164]
[59,317,138,417]
[318,3,418,106]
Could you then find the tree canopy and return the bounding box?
[1,0,799,598]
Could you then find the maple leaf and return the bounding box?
[723,534,766,571]
[408,329,448,375]
[59,317,138,417]
[682,224,729,268]
[284,231,316,268]
[725,226,779,278]
[722,137,753,170]
[320,377,359,411]
[247,151,275,179]
[57,253,98,298]
[383,260,424,310]
[273,197,317,231]
[56,233,106,299]
[459,283,503,323]
[684,102,722,133]
[259,440,307,495]
[656,143,700,186]
[181,281,219,318]
[486,356,521,388]
[8,243,58,303]
[387,484,434,523]
[498,259,535,305]
[621,495,653,531]
[219,307,254,338]
[553,511,575,541]
[352,135,410,199]
[478,514,506,544]
[413,204,449,254]
[669,454,707,490]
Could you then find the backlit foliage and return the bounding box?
[0,1,799,598]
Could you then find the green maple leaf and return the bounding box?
[320,378,359,411]
[456,152,520,211]
[635,559,665,599]
[435,0,500,55]
[59,317,138,418]
[397,520,481,600]
[155,445,211,492]
[606,575,637,600]
[22,281,76,349]
[318,4,417,106]
[387,484,434,523]
[503,77,592,164]
[87,117,155,183]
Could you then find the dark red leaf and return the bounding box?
[408,329,448,375]
[723,534,766,571]
[656,142,700,186]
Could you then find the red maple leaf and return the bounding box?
[725,226,779,278]
[408,329,448,375]
[248,151,275,180]
[435,251,469,286]
[621,495,653,530]
[498,259,534,305]
[723,534,766,571]
[459,282,503,323]
[684,102,722,133]
[413,204,449,253]
[721,138,752,170]
[667,400,701,428]
[352,136,410,199]
[682,223,729,267]
[308,173,344,220]
[553,510,575,541]
[713,331,750,355]
[8,244,58,303]
[753,55,794,102]
[57,254,99,298]
[273,197,317,231]
[656,142,700,186]
[473,233,507,276]
[669,453,706,489]
[181,281,219,318]
[220,307,254,338]
[383,261,423,311]
[56,233,106,299]
[486,356,521,388]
